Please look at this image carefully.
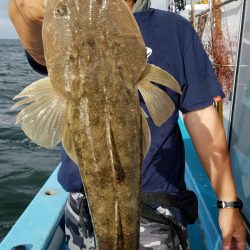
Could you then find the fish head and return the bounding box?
[43,0,147,97]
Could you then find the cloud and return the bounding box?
[0,0,18,39]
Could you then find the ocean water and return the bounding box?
[0,39,60,241]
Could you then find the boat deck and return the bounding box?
[1,119,249,249]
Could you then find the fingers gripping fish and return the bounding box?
[12,0,181,249]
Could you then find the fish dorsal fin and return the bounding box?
[62,113,78,165]
[141,108,151,158]
[138,64,181,127]
[12,77,67,148]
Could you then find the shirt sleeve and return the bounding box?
[25,50,48,75]
[179,25,224,114]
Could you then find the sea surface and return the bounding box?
[0,39,60,241]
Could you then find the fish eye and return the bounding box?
[55,3,68,17]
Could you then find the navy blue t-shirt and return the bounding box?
[26,9,223,221]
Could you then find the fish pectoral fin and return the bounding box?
[142,63,182,94]
[138,78,175,127]
[12,77,67,148]
[62,122,78,165]
[11,96,34,110]
[138,63,181,127]
[141,108,151,158]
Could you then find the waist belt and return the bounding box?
[141,191,198,225]
[141,192,179,208]
[80,189,197,224]
[141,192,180,226]
[141,192,189,250]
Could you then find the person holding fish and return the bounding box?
[9,0,246,249]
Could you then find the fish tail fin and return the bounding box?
[12,77,67,148]
[138,63,181,127]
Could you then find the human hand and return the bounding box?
[8,0,46,65]
[219,208,246,250]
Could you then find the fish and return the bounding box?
[12,0,181,249]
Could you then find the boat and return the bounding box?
[1,0,250,249]
[1,118,249,249]
[0,119,221,250]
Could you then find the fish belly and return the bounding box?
[71,73,142,250]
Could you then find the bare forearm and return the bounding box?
[183,106,237,201]
[8,0,46,65]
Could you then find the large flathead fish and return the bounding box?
[12,0,181,249]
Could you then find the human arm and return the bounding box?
[8,0,46,66]
[183,105,246,250]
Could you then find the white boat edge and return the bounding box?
[0,165,68,250]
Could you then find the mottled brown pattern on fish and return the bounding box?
[43,0,146,249]
[71,83,142,248]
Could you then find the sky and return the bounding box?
[0,0,168,39]
[0,0,17,39]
